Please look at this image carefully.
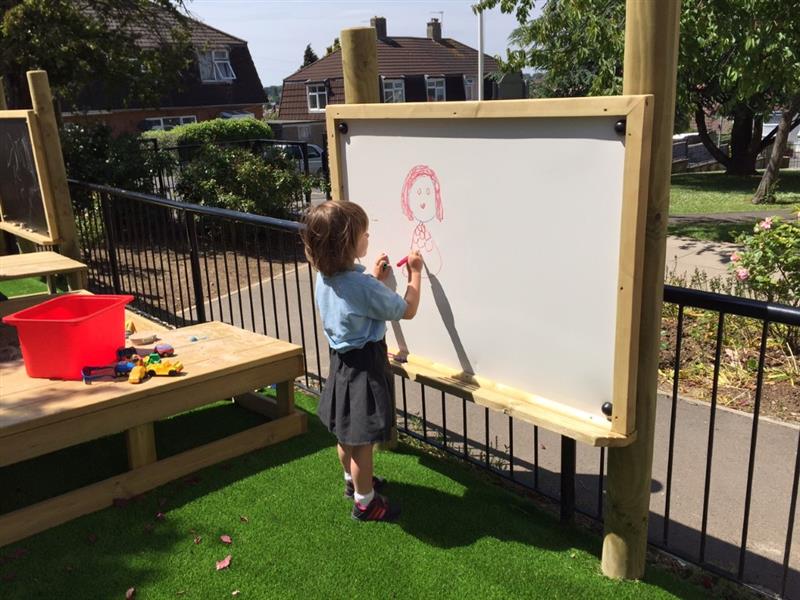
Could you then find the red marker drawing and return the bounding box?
[396,256,409,268]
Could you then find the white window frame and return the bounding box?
[199,49,236,82]
[426,76,446,102]
[463,76,477,101]
[382,78,405,103]
[143,115,197,131]
[307,83,328,112]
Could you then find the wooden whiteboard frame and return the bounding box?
[0,109,60,244]
[326,95,653,446]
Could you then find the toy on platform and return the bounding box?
[82,359,136,384]
[128,355,147,384]
[118,343,174,360]
[144,353,183,377]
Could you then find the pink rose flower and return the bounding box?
[735,268,750,281]
[758,217,773,230]
[730,252,740,263]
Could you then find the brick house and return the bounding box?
[63,13,266,136]
[275,17,525,145]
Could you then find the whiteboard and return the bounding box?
[328,97,652,435]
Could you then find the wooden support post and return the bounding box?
[341,25,398,450]
[0,77,8,256]
[602,1,681,579]
[341,27,380,104]
[126,423,158,469]
[27,70,86,289]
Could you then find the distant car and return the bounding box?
[272,143,325,175]
[762,111,800,148]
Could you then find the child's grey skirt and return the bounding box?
[318,339,394,446]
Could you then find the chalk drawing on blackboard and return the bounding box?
[400,164,443,276]
[0,118,49,236]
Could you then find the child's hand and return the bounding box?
[372,252,390,281]
[407,250,423,274]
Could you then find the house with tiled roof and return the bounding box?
[63,11,266,135]
[276,17,525,141]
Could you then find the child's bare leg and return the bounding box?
[350,443,374,494]
[337,443,352,476]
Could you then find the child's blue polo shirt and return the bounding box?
[315,264,407,352]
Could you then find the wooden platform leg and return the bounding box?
[275,381,294,417]
[126,422,157,469]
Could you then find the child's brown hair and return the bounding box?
[302,201,369,276]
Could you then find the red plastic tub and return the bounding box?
[2,294,134,380]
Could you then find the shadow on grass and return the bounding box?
[667,219,753,243]
[671,171,800,200]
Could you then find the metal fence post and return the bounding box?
[561,436,576,523]
[100,194,122,294]
[185,213,207,323]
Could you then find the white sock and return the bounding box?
[344,472,353,483]
[354,489,375,508]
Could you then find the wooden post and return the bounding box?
[27,70,86,289]
[341,27,380,104]
[0,77,8,255]
[602,1,681,579]
[340,26,398,450]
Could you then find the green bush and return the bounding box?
[61,123,174,194]
[141,118,272,147]
[729,211,800,352]
[175,144,304,217]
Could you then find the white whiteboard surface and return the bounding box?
[331,99,650,431]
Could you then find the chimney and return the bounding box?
[371,16,387,39]
[427,18,442,42]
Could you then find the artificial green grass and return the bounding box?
[670,170,800,215]
[0,393,708,599]
[0,277,50,298]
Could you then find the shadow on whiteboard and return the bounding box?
[386,264,475,381]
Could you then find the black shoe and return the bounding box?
[351,493,400,522]
[344,475,386,500]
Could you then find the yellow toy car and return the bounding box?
[145,359,183,377]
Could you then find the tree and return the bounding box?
[477,0,800,176]
[752,95,800,204]
[325,37,341,56]
[302,43,318,67]
[0,0,193,111]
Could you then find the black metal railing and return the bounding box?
[68,180,799,599]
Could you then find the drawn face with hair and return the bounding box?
[410,174,437,223]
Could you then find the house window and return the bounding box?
[143,115,197,131]
[464,76,478,101]
[383,79,405,103]
[307,83,328,112]
[198,49,236,82]
[426,77,446,102]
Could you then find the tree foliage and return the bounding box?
[0,0,194,110]
[478,0,800,176]
[325,37,341,56]
[302,44,319,67]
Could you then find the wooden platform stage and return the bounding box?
[0,294,306,546]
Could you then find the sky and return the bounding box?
[186,0,528,86]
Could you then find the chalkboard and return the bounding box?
[327,96,653,440]
[0,113,53,240]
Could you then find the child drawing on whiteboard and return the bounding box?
[302,201,423,522]
[401,164,443,276]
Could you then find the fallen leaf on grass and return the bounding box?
[216,555,232,571]
[126,587,136,599]
[239,516,249,523]
[183,475,201,486]
[232,591,241,596]
[86,533,98,545]
[155,512,166,521]
[13,548,28,559]
[220,535,232,545]
[193,536,202,545]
